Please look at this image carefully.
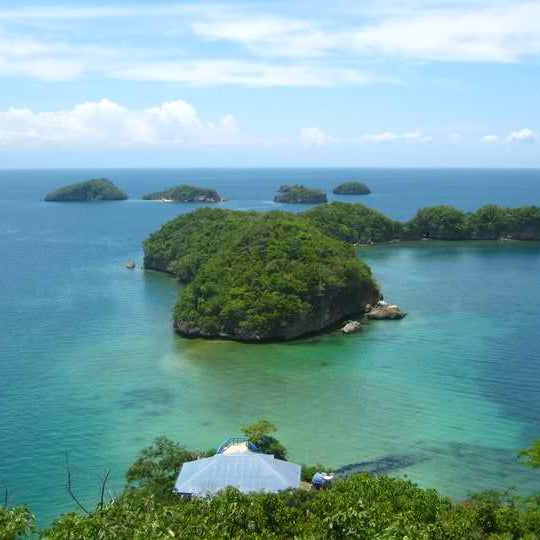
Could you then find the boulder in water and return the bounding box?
[366,302,406,320]
[341,321,362,334]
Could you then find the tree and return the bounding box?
[519,439,540,468]
[125,436,211,500]
[242,420,287,460]
[0,506,34,539]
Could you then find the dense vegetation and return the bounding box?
[333,181,372,195]
[44,178,128,202]
[142,184,221,203]
[143,203,539,341]
[307,202,540,243]
[404,204,540,240]
[5,426,540,538]
[274,185,327,204]
[242,420,287,461]
[305,202,401,243]
[144,208,379,341]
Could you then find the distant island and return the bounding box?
[44,178,128,202]
[144,208,379,341]
[144,202,539,342]
[142,184,221,203]
[333,182,371,195]
[274,185,327,204]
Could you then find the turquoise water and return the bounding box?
[1,169,540,526]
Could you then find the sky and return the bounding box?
[0,0,539,168]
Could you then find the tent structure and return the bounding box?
[174,443,301,497]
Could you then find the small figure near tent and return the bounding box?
[311,471,334,490]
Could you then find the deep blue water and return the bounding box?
[1,168,540,527]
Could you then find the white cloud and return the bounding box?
[1,2,538,89]
[361,130,432,143]
[0,99,244,146]
[480,134,501,143]
[402,130,433,143]
[348,2,540,63]
[189,2,540,63]
[1,1,538,89]
[0,5,191,19]
[507,128,536,143]
[112,60,384,87]
[0,26,386,87]
[300,127,338,146]
[192,15,337,59]
[362,131,399,142]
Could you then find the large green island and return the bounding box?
[144,208,380,341]
[274,184,327,204]
[142,184,221,203]
[44,178,128,202]
[144,202,540,342]
[333,181,372,195]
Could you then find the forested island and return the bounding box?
[44,178,128,202]
[306,202,540,243]
[144,208,379,341]
[144,202,540,342]
[6,422,540,538]
[274,185,327,204]
[333,181,372,195]
[142,184,221,203]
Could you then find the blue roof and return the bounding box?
[174,453,301,497]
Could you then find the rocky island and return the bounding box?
[144,208,379,342]
[333,182,372,195]
[142,184,221,203]
[274,185,327,204]
[44,178,128,202]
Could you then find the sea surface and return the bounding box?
[1,168,540,527]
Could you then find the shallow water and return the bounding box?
[1,168,540,526]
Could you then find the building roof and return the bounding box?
[174,452,301,497]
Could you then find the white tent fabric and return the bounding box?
[174,453,301,496]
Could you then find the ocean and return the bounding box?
[1,168,540,527]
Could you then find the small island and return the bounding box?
[274,185,327,204]
[44,178,128,202]
[333,181,371,195]
[142,184,221,203]
[144,208,379,342]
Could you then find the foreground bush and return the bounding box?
[41,474,540,539]
[0,506,34,539]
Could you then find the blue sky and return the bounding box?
[0,0,539,167]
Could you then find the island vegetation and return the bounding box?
[44,178,128,202]
[144,208,379,341]
[274,185,327,204]
[5,423,540,538]
[142,184,221,203]
[333,181,372,195]
[306,202,540,243]
[143,203,539,342]
[305,202,401,243]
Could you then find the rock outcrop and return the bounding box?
[341,321,362,334]
[366,302,407,320]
